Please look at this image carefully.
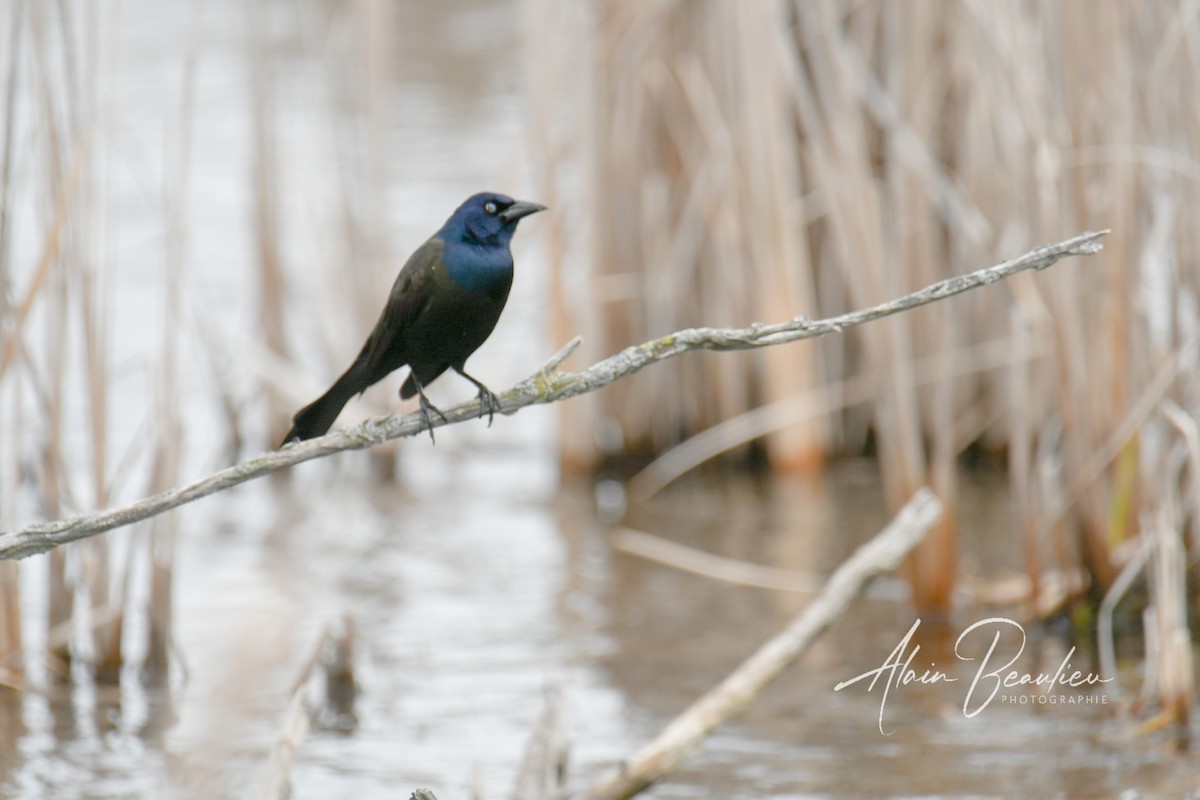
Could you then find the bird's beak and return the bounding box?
[500,200,547,223]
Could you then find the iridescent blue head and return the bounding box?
[436,192,546,296]
[438,192,547,248]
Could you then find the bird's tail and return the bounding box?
[400,373,418,400]
[281,365,366,445]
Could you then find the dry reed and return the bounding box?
[0,0,422,690]
[557,1,825,467]
[531,0,1200,626]
[249,3,292,449]
[0,0,188,688]
[0,0,27,679]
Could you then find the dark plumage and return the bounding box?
[282,192,546,445]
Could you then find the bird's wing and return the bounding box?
[359,238,443,380]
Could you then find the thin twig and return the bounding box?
[0,230,1106,560]
[0,133,88,381]
[537,335,583,374]
[583,488,943,800]
[612,527,824,593]
[627,334,1049,500]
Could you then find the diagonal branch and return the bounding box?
[0,229,1108,560]
[583,487,943,800]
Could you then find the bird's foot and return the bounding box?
[476,387,501,427]
[418,394,448,444]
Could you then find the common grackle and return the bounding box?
[281,192,546,445]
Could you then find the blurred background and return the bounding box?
[2,0,1200,797]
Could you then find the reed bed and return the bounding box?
[530,0,1200,664]
[0,0,401,688]
[0,0,184,688]
[552,1,826,468]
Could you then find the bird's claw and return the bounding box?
[477,388,501,427]
[418,395,448,444]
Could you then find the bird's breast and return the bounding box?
[441,240,514,299]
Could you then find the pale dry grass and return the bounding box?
[0,0,406,687]
[0,0,184,686]
[531,0,1200,635]
[549,1,825,467]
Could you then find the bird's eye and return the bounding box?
[484,201,498,215]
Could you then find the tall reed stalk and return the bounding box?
[140,50,198,686]
[0,0,28,679]
[30,0,79,670]
[249,3,292,449]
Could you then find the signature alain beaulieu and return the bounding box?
[834,617,1113,735]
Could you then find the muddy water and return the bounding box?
[4,459,1193,798]
[2,1,1197,798]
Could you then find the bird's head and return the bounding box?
[439,192,547,247]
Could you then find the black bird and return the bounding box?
[282,192,546,445]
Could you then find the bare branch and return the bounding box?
[583,488,943,800]
[0,230,1107,560]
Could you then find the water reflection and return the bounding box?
[4,455,1194,798]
